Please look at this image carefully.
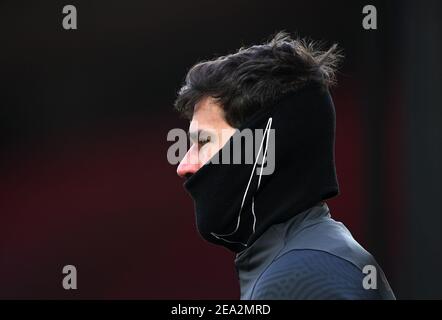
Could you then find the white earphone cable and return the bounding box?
[211,117,273,246]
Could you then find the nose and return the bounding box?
[177,149,201,178]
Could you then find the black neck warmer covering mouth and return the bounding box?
[183,84,339,253]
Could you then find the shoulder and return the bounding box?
[251,249,382,300]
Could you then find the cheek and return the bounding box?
[219,128,236,146]
[198,143,215,164]
[199,141,221,164]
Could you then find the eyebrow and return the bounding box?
[189,129,215,143]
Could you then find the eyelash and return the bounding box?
[198,137,211,145]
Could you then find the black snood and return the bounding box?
[183,84,339,253]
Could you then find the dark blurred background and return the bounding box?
[0,0,441,299]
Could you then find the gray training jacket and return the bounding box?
[234,203,396,300]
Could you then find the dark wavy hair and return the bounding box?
[174,32,342,128]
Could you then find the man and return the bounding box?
[173,32,395,299]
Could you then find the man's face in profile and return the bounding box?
[177,96,236,178]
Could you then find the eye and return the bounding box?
[198,136,211,146]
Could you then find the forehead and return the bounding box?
[189,96,227,131]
